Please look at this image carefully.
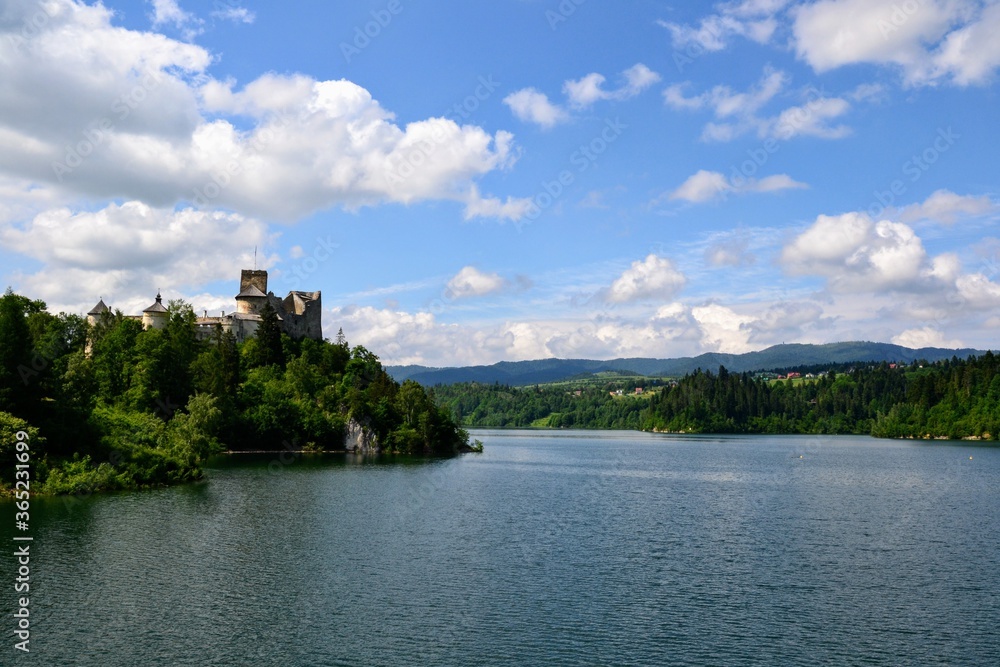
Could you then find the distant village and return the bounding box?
[86,269,322,343]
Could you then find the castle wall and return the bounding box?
[273,291,322,340]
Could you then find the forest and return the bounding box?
[0,289,468,496]
[435,355,1000,440]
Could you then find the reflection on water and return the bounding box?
[2,431,998,666]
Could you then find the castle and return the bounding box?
[87,269,322,343]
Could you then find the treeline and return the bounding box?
[435,355,1000,440]
[0,289,467,496]
[433,381,659,429]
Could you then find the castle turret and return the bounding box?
[87,298,109,327]
[235,282,267,315]
[141,291,169,330]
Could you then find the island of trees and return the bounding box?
[0,289,469,496]
[434,355,1000,440]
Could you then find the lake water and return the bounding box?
[3,431,999,666]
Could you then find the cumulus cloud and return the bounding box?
[606,255,686,303]
[502,88,569,129]
[691,304,757,353]
[898,189,997,225]
[781,212,930,291]
[0,1,525,222]
[0,201,273,313]
[792,0,1000,86]
[445,266,508,300]
[892,326,963,349]
[669,169,807,203]
[331,303,707,366]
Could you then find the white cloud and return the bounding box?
[691,304,757,353]
[670,170,730,203]
[898,189,997,225]
[211,5,255,24]
[892,326,963,349]
[1,201,273,314]
[955,273,1000,308]
[659,0,791,52]
[704,236,755,267]
[564,64,661,108]
[664,67,854,142]
[792,0,1000,86]
[150,0,193,27]
[606,255,686,303]
[0,1,525,222]
[462,186,535,222]
[663,67,788,117]
[781,212,930,291]
[149,0,203,39]
[503,88,569,129]
[670,169,806,203]
[766,96,852,139]
[445,266,508,300]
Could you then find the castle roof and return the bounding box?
[88,299,109,315]
[236,285,267,299]
[143,291,168,314]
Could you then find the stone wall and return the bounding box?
[240,269,268,293]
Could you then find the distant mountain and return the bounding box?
[386,342,990,386]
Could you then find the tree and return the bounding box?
[92,318,143,404]
[0,289,37,416]
[253,300,284,368]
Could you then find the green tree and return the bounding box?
[0,289,37,416]
[253,300,284,368]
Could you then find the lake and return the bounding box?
[3,431,999,666]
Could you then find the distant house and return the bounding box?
[787,372,802,379]
[574,390,583,397]
[635,387,644,394]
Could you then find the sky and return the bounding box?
[1,0,999,367]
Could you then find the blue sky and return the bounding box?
[1,0,999,365]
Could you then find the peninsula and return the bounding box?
[0,271,469,496]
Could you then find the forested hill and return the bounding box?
[433,354,1000,440]
[390,342,987,386]
[0,289,469,497]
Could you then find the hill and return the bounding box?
[387,342,988,386]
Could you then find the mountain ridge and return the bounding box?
[386,341,991,386]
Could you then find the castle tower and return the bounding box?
[141,291,169,330]
[236,270,268,315]
[240,269,268,294]
[87,298,109,327]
